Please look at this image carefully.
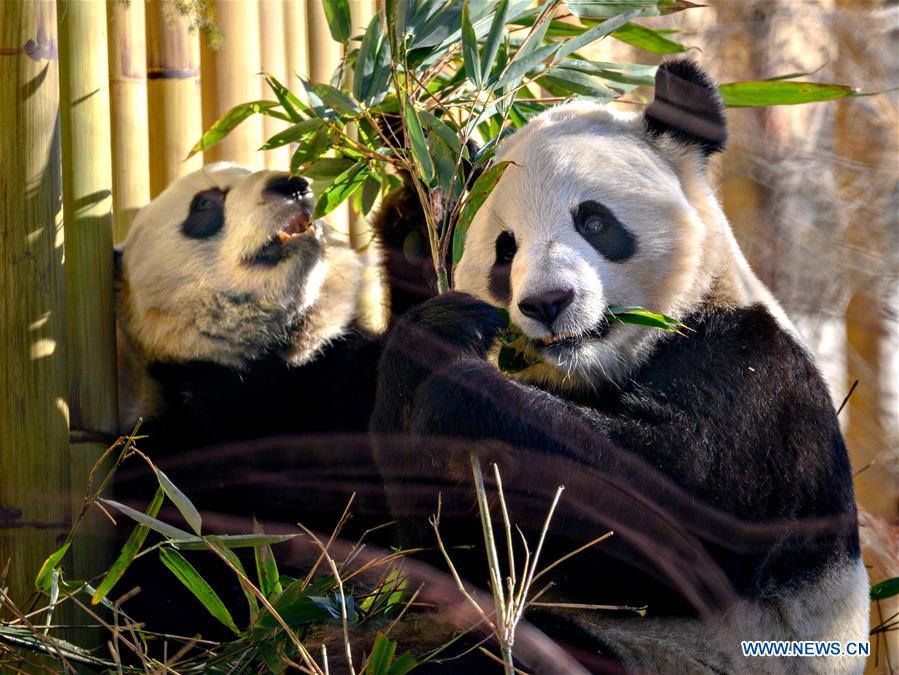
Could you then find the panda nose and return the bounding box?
[518,288,575,328]
[265,175,309,200]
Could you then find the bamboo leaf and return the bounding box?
[35,542,70,593]
[567,0,700,18]
[313,83,361,116]
[461,2,481,87]
[290,127,332,174]
[452,160,512,265]
[101,498,195,540]
[387,652,418,675]
[206,538,258,627]
[264,74,307,121]
[720,80,859,107]
[612,22,685,54]
[539,68,617,99]
[361,173,382,215]
[480,0,509,78]
[368,633,398,675]
[322,0,352,43]
[171,533,297,550]
[92,488,164,604]
[419,111,463,153]
[404,97,436,185]
[496,42,559,88]
[253,522,282,599]
[158,548,240,635]
[259,118,322,150]
[189,101,283,157]
[605,306,685,332]
[313,162,371,218]
[871,576,899,601]
[155,468,202,535]
[354,15,381,101]
[553,9,642,63]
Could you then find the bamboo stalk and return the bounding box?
[146,0,203,197]
[200,0,264,168]
[259,0,291,169]
[107,0,151,241]
[0,0,70,606]
[283,0,309,82]
[57,0,118,585]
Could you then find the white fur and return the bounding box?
[455,102,798,391]
[116,163,366,429]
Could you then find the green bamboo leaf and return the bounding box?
[92,488,164,604]
[539,68,617,99]
[253,522,282,599]
[612,22,685,54]
[260,118,322,150]
[188,101,283,157]
[452,160,512,265]
[387,652,418,675]
[35,542,70,593]
[871,576,899,601]
[290,127,332,174]
[313,83,361,116]
[419,111,463,153]
[720,80,858,107]
[567,0,700,18]
[480,0,509,78]
[553,9,642,63]
[206,538,258,627]
[605,306,685,332]
[354,15,381,101]
[159,548,240,635]
[101,498,195,540]
[461,2,481,87]
[304,157,358,180]
[496,42,559,88]
[361,173,382,215]
[155,468,202,535]
[313,162,371,218]
[322,0,352,43]
[368,633,398,675]
[264,73,307,121]
[171,533,297,550]
[404,97,436,185]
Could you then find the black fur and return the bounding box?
[371,293,858,621]
[645,59,728,156]
[573,200,637,262]
[181,188,226,239]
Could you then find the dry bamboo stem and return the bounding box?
[146,0,203,197]
[200,0,264,168]
[107,0,151,241]
[0,0,71,606]
[57,0,119,584]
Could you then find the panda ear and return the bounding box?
[644,58,727,157]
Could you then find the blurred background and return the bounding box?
[1,0,896,670]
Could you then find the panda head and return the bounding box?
[454,60,756,390]
[116,162,364,369]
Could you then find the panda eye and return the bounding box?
[182,188,226,239]
[578,214,607,235]
[495,230,517,264]
[572,200,637,262]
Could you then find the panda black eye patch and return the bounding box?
[573,200,636,262]
[489,230,517,303]
[182,188,226,239]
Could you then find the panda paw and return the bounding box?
[401,292,507,359]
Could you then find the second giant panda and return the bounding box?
[371,60,869,673]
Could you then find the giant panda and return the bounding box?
[370,60,869,673]
[112,163,392,638]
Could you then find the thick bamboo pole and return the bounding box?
[283,0,309,82]
[259,0,290,169]
[201,0,264,168]
[0,0,70,606]
[57,0,118,583]
[146,1,203,197]
[107,0,151,241]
